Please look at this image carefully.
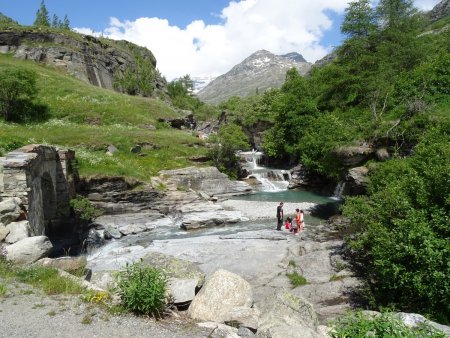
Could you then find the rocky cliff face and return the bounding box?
[198,50,311,105]
[0,30,167,98]
[430,0,450,21]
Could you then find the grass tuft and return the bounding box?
[286,271,307,288]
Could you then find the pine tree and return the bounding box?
[51,14,59,28]
[34,0,50,27]
[341,0,376,38]
[62,14,70,30]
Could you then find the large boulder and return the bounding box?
[256,289,326,338]
[0,197,23,225]
[5,236,53,264]
[344,166,370,195]
[159,167,252,197]
[5,220,30,244]
[333,145,373,167]
[188,269,253,323]
[141,252,206,305]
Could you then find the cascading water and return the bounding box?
[239,150,290,192]
[332,181,346,200]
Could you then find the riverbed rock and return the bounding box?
[159,166,252,197]
[141,252,206,304]
[35,256,87,273]
[89,270,117,290]
[344,166,369,195]
[227,306,261,330]
[5,236,53,264]
[181,210,245,230]
[5,220,30,244]
[375,148,390,161]
[394,312,450,335]
[0,197,23,225]
[256,289,325,338]
[0,223,9,241]
[188,269,253,323]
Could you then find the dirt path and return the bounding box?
[0,279,210,338]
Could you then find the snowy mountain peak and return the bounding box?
[198,50,311,105]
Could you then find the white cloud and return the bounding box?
[74,0,441,80]
[414,0,441,10]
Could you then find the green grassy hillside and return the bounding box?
[0,53,206,181]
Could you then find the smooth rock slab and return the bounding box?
[168,278,199,304]
[181,211,245,230]
[188,269,253,323]
[6,236,53,264]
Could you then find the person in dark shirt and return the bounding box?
[276,202,284,231]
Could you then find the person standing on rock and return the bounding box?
[299,209,305,232]
[295,208,301,235]
[276,202,284,231]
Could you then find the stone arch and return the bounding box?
[41,171,57,235]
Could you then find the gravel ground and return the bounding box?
[0,279,210,338]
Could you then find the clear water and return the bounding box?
[232,189,334,204]
[118,189,340,246]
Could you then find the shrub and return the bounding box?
[70,195,103,221]
[331,311,446,338]
[286,271,307,288]
[116,262,167,317]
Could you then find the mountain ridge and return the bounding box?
[197,49,311,105]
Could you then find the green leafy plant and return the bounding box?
[116,261,167,317]
[286,271,307,288]
[0,283,7,296]
[331,311,446,338]
[70,195,103,221]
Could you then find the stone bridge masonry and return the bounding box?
[0,145,77,236]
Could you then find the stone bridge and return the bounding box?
[0,145,77,236]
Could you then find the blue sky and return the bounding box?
[1,0,441,80]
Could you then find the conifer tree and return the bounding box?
[62,15,70,30]
[51,14,59,28]
[34,0,50,27]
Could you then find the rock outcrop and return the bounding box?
[0,30,167,98]
[430,0,450,21]
[159,166,252,197]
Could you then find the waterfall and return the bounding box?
[239,150,290,192]
[333,181,346,199]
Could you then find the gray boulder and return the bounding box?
[0,223,10,242]
[5,236,53,264]
[0,197,22,225]
[141,252,206,305]
[256,289,326,338]
[5,220,30,244]
[188,269,253,323]
[345,166,370,195]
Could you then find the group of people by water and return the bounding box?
[276,202,304,235]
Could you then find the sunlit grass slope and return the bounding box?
[0,54,207,181]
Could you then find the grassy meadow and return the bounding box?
[0,53,207,181]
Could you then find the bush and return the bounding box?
[70,195,103,221]
[286,271,307,288]
[116,262,167,317]
[331,311,446,338]
[342,127,450,323]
